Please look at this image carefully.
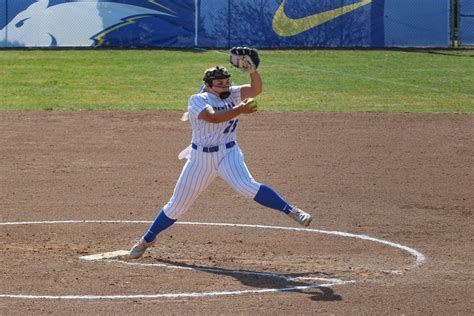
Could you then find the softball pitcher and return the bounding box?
[130,48,312,259]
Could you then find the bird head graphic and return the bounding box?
[0,0,174,47]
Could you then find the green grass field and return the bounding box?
[0,49,472,113]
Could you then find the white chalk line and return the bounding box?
[1,219,426,264]
[177,221,426,265]
[0,281,354,301]
[0,219,426,300]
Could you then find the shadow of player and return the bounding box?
[155,258,342,302]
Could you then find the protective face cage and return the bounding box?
[203,66,231,86]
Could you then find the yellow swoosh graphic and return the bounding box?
[93,15,151,47]
[93,1,176,47]
[273,0,373,37]
[148,0,176,14]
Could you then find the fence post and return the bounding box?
[4,0,8,45]
[228,0,231,48]
[450,0,460,48]
[194,0,199,47]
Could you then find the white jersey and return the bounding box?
[161,85,261,220]
[188,85,242,147]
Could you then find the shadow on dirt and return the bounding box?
[155,258,342,302]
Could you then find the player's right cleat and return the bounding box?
[288,207,312,226]
[129,238,155,259]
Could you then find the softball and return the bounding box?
[247,98,258,108]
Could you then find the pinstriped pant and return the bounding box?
[163,144,261,219]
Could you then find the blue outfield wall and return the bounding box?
[0,0,5,45]
[0,0,470,48]
[460,0,474,45]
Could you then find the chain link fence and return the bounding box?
[460,0,474,46]
[0,0,472,48]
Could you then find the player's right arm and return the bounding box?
[198,98,257,124]
[240,70,263,100]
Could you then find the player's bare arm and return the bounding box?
[240,70,263,100]
[198,98,257,124]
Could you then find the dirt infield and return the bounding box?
[0,111,472,315]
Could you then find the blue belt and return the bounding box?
[192,141,236,153]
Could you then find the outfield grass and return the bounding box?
[0,49,472,113]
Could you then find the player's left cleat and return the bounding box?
[288,207,312,226]
[129,237,155,259]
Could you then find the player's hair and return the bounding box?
[203,66,231,86]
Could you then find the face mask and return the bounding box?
[219,91,231,99]
[210,85,231,99]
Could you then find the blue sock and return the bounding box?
[253,184,293,214]
[143,209,176,242]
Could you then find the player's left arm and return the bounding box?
[240,70,262,100]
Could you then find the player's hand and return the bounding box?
[238,98,258,114]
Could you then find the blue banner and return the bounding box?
[382,0,450,47]
[461,0,474,45]
[0,0,5,44]
[0,0,465,48]
[199,0,450,48]
[199,0,380,47]
[0,0,195,47]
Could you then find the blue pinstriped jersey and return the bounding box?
[188,86,242,147]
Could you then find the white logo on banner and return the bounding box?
[0,0,172,47]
